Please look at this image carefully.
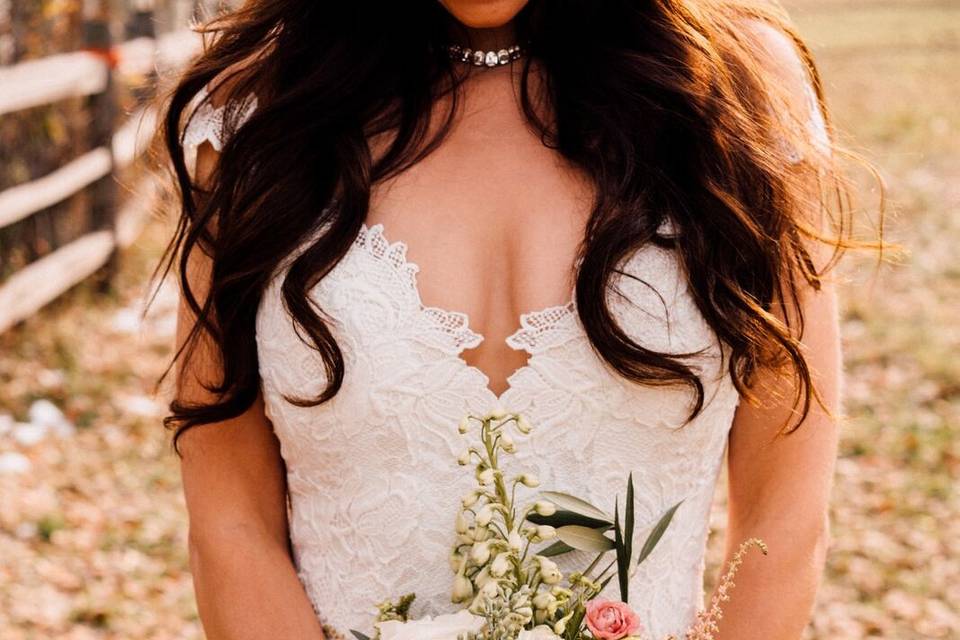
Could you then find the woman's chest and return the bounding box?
[255,222,738,464]
[364,97,598,394]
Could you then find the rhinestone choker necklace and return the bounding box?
[445,43,525,67]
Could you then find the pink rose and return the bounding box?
[584,599,642,640]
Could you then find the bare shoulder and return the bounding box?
[735,16,818,99]
[729,13,833,165]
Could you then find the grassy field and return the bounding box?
[0,1,957,638]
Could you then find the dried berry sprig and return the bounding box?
[665,538,768,640]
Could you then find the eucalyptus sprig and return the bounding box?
[524,472,682,605]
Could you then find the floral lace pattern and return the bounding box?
[180,85,258,172]
[255,215,741,640]
[186,89,753,640]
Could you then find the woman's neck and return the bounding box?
[448,21,518,51]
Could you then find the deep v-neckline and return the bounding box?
[355,221,580,405]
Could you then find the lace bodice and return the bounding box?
[179,68,826,638]
[252,219,739,639]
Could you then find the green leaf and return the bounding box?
[555,525,616,553]
[537,539,577,557]
[526,509,612,530]
[634,501,683,567]
[349,631,372,640]
[567,607,588,640]
[538,491,612,522]
[613,497,628,602]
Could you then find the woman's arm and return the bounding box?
[715,278,840,639]
[711,20,844,640]
[173,126,327,639]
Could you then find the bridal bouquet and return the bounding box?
[335,409,765,640]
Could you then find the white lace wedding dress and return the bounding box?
[182,78,826,638]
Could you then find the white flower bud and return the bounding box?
[475,504,493,527]
[532,591,556,611]
[534,500,556,516]
[478,468,495,485]
[473,525,491,542]
[449,551,464,573]
[499,433,516,453]
[508,529,524,552]
[457,450,471,466]
[516,414,533,434]
[452,574,474,603]
[518,473,540,487]
[490,551,512,577]
[470,540,491,565]
[474,565,495,588]
[484,404,507,421]
[536,525,557,541]
[458,415,471,434]
[455,510,470,534]
[468,580,500,614]
[553,618,568,636]
[514,606,534,623]
[462,491,480,508]
[536,556,562,585]
[480,579,499,600]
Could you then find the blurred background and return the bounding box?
[0,0,956,638]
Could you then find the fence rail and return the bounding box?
[0,30,195,116]
[0,22,200,334]
[0,176,158,334]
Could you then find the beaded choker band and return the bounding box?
[445,43,525,67]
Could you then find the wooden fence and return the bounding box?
[0,10,200,334]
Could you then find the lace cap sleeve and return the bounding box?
[181,84,259,175]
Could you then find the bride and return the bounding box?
[158,0,874,638]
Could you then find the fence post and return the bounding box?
[83,6,119,289]
[126,1,157,104]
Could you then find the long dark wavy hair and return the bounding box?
[156,0,888,454]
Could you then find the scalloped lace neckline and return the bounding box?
[354,221,579,404]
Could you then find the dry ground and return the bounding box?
[0,1,957,638]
